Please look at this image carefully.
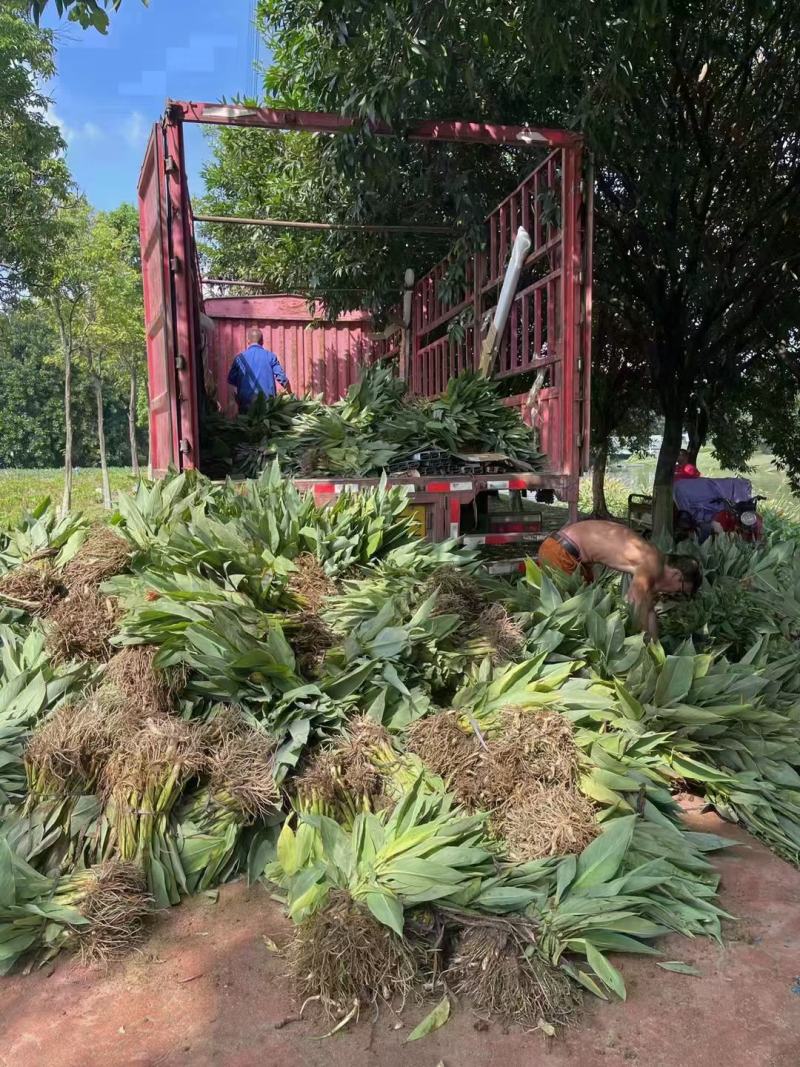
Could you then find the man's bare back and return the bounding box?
[561,520,664,579]
[537,520,701,639]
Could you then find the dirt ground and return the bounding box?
[3,806,800,1067]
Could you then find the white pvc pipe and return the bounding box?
[493,226,531,335]
[478,226,531,375]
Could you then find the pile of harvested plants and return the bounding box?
[0,468,798,1045]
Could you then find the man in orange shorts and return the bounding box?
[537,519,701,639]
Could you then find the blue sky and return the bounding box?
[43,0,264,209]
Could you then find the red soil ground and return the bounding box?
[3,807,799,1067]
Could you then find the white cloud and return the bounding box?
[46,104,103,144]
[123,111,148,148]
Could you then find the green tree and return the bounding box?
[104,203,146,476]
[206,0,800,530]
[32,199,144,511]
[0,3,70,299]
[27,0,142,33]
[0,304,133,469]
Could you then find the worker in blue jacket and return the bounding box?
[227,327,292,413]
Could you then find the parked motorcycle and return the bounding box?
[628,478,767,543]
[710,494,765,542]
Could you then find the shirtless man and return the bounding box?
[537,520,701,639]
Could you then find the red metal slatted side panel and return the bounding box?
[165,120,201,470]
[137,125,178,476]
[203,297,375,411]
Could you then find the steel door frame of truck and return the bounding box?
[137,100,593,540]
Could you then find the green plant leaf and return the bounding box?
[572,816,636,890]
[406,995,451,1042]
[364,890,404,936]
[657,961,701,975]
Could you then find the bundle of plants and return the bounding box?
[235,365,543,478]
[102,644,183,717]
[444,920,581,1032]
[297,717,396,823]
[420,372,544,468]
[0,624,89,805]
[25,701,110,801]
[470,603,526,665]
[287,890,430,1021]
[0,846,149,974]
[24,649,180,804]
[2,792,108,874]
[423,566,489,622]
[176,711,280,893]
[0,500,87,573]
[287,553,338,612]
[102,717,207,905]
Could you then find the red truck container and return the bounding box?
[138,101,592,543]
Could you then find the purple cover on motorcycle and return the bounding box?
[673,477,754,524]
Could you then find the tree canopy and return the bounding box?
[201,0,800,523]
[27,0,135,33]
[0,4,70,299]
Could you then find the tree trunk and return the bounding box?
[128,364,140,477]
[591,440,610,518]
[59,321,73,518]
[686,405,708,464]
[652,409,683,544]
[94,376,112,510]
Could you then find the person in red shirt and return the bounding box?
[674,449,701,481]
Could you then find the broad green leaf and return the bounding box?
[584,941,627,1000]
[406,995,451,1042]
[657,961,701,976]
[572,816,636,890]
[364,890,404,935]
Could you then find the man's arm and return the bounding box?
[269,352,291,392]
[227,355,242,388]
[627,569,658,639]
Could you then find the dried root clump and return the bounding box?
[299,717,392,809]
[72,862,151,964]
[0,561,64,615]
[406,712,484,809]
[25,701,109,798]
[489,706,581,792]
[46,588,120,663]
[103,716,207,799]
[445,925,581,1031]
[423,566,487,623]
[103,645,182,716]
[493,782,598,862]
[288,553,337,612]
[63,526,131,591]
[476,603,525,664]
[408,707,597,859]
[205,710,279,821]
[287,892,425,1019]
[288,611,336,678]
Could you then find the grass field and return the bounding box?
[0,468,139,526]
[608,447,790,499]
[0,455,796,529]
